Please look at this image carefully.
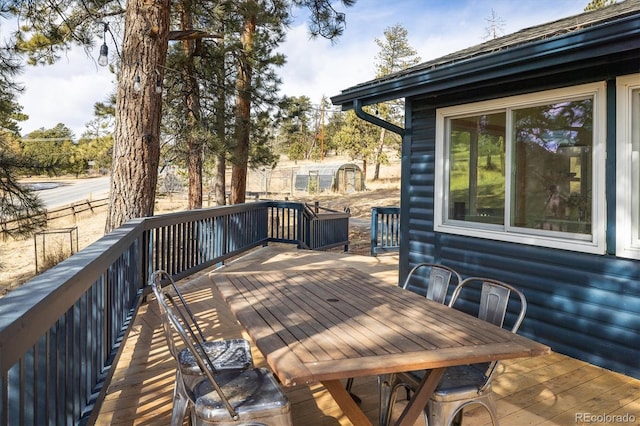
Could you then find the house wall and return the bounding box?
[401,86,640,379]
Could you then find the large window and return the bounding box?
[435,83,606,253]
[616,74,640,259]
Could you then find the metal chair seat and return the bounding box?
[176,339,254,422]
[178,339,253,376]
[427,363,497,426]
[433,364,489,396]
[192,368,292,425]
[398,363,489,396]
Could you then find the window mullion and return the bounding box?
[504,108,514,233]
[631,90,640,248]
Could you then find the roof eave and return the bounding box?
[331,14,640,109]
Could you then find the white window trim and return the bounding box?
[616,74,640,259]
[434,82,607,254]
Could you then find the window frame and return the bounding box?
[434,82,607,254]
[616,74,640,259]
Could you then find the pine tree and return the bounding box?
[0,21,45,241]
[9,0,356,229]
[371,24,420,180]
[584,0,616,12]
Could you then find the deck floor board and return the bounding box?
[94,247,640,425]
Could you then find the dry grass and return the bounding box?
[39,245,72,272]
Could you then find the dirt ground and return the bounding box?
[0,176,400,297]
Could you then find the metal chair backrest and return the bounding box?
[448,277,527,390]
[448,277,527,332]
[151,269,206,341]
[150,274,182,361]
[402,263,463,304]
[153,281,240,420]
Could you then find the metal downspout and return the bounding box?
[353,99,405,137]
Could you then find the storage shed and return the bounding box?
[332,0,640,379]
[294,163,365,193]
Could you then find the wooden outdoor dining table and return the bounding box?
[211,267,551,426]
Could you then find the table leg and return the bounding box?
[394,367,446,426]
[322,379,373,426]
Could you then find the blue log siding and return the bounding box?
[402,99,640,379]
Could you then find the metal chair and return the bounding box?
[378,263,463,425]
[382,277,527,425]
[150,270,254,426]
[154,283,292,425]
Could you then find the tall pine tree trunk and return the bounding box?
[181,0,203,210]
[373,127,386,180]
[215,154,226,205]
[214,38,227,206]
[230,2,255,205]
[105,0,170,233]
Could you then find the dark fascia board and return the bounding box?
[331,14,640,109]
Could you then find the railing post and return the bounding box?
[371,207,379,257]
[300,206,307,249]
[344,207,350,252]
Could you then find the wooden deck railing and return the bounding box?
[370,206,401,256]
[0,200,349,426]
[303,202,350,251]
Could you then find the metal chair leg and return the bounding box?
[345,377,362,404]
[171,370,190,426]
[377,374,393,426]
[428,393,499,426]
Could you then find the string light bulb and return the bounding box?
[97,22,109,67]
[133,75,142,92]
[155,70,163,94]
[98,44,108,66]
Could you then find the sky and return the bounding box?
[13,0,589,138]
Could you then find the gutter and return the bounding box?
[353,99,405,137]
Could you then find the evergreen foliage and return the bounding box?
[584,0,617,12]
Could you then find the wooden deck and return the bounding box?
[94,246,640,425]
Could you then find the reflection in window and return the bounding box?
[512,99,593,234]
[448,113,506,225]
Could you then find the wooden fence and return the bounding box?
[0,198,109,237]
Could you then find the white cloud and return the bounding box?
[277,23,379,104]
[277,0,585,106]
[12,1,588,135]
[17,48,114,138]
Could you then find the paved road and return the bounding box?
[350,217,370,230]
[29,177,110,209]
